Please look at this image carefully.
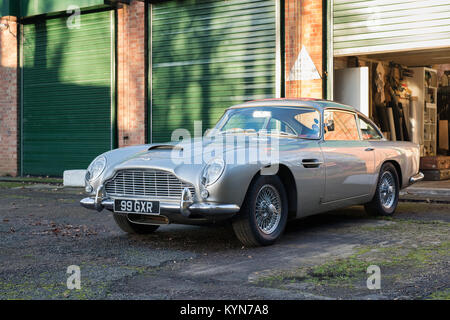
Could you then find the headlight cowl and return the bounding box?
[201,158,225,186]
[87,156,106,181]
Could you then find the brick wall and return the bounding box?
[284,0,323,99]
[0,1,324,176]
[117,1,146,147]
[0,17,18,176]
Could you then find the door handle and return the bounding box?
[301,159,323,168]
[365,148,375,151]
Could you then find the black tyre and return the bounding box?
[113,213,160,234]
[364,162,400,216]
[232,175,288,246]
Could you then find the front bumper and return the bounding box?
[80,186,240,221]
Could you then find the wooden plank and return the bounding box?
[422,169,450,181]
[420,156,450,170]
[439,120,449,151]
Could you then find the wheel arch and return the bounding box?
[244,164,297,220]
[382,160,403,189]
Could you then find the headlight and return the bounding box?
[87,156,106,181]
[201,158,225,186]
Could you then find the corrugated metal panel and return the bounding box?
[22,10,114,176]
[150,0,277,142]
[20,0,107,17]
[334,0,450,56]
[0,0,19,17]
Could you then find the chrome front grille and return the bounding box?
[104,169,195,200]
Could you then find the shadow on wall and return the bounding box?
[21,11,113,177]
[0,63,18,176]
[0,1,9,17]
[0,20,19,176]
[150,0,276,143]
[151,0,215,143]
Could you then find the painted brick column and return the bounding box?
[284,0,323,99]
[0,17,18,176]
[117,1,146,147]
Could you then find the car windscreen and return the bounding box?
[211,106,321,139]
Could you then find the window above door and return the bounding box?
[324,110,360,141]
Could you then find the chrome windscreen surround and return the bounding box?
[104,169,195,201]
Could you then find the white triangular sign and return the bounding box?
[287,46,321,81]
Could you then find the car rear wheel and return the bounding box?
[364,162,399,216]
[113,213,160,234]
[232,175,288,247]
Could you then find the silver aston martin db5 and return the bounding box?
[80,99,423,246]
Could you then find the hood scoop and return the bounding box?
[148,145,183,151]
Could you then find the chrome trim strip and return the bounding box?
[188,203,240,215]
[94,185,105,212]
[180,187,193,217]
[301,161,324,166]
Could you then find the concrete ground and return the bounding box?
[412,180,450,189]
[0,182,449,300]
[400,179,450,202]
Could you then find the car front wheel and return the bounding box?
[364,162,400,216]
[232,175,288,246]
[113,213,160,234]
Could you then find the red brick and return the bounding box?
[0,17,18,176]
[284,0,323,99]
[117,1,146,147]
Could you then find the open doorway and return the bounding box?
[333,48,450,180]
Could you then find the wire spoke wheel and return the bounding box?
[379,171,396,209]
[232,175,288,246]
[364,163,399,217]
[254,184,282,235]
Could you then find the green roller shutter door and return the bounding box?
[22,10,115,176]
[150,0,277,142]
[334,0,450,56]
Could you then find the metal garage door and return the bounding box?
[22,10,115,176]
[334,0,450,56]
[150,0,278,142]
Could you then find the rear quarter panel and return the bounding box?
[369,140,420,194]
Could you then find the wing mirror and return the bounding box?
[325,119,335,132]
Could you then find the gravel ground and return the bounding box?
[0,184,448,300]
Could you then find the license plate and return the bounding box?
[114,199,160,215]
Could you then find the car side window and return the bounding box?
[324,110,360,141]
[358,116,383,140]
[267,118,296,135]
[294,110,320,138]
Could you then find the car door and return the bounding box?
[271,107,325,217]
[320,109,376,203]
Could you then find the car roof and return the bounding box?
[228,98,356,112]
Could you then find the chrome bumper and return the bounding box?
[409,172,424,184]
[80,197,239,213]
[80,187,240,218]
